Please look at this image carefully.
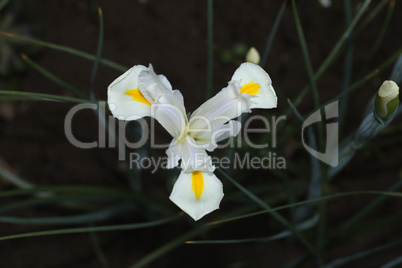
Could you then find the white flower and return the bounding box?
[107,62,277,220]
[107,64,184,121]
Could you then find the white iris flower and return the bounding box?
[108,62,277,220]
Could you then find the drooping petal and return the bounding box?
[169,170,224,221]
[231,62,277,109]
[107,65,152,120]
[194,120,242,152]
[138,64,185,106]
[189,81,252,132]
[140,65,188,137]
[166,136,214,172]
[152,94,188,138]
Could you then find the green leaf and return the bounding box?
[339,0,353,126]
[89,7,104,101]
[0,163,34,189]
[21,54,87,98]
[0,90,93,103]
[217,168,322,260]
[0,0,10,11]
[390,53,402,84]
[380,256,402,268]
[290,0,372,110]
[0,31,127,72]
[209,190,402,225]
[343,179,402,228]
[205,0,214,100]
[187,214,319,244]
[260,0,287,68]
[0,203,135,225]
[130,224,210,268]
[0,214,181,241]
[323,239,402,268]
[287,99,321,223]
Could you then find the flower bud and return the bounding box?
[375,80,399,118]
[245,47,260,65]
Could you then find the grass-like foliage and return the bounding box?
[0,0,401,267]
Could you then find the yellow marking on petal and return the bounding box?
[125,89,151,106]
[191,171,204,200]
[240,82,260,95]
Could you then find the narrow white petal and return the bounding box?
[194,120,242,152]
[189,81,251,132]
[107,65,152,120]
[152,95,187,138]
[139,65,185,108]
[166,136,214,172]
[139,65,188,137]
[169,171,224,221]
[231,62,277,109]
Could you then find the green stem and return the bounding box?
[260,0,287,68]
[0,90,94,104]
[0,164,34,189]
[90,7,104,101]
[291,0,323,152]
[0,31,127,72]
[339,0,353,129]
[205,0,214,99]
[21,54,87,98]
[130,225,209,268]
[218,168,322,261]
[0,214,181,241]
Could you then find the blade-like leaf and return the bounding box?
[89,7,104,101]
[205,0,214,99]
[0,203,134,225]
[21,53,87,98]
[323,239,402,268]
[217,168,322,260]
[0,31,127,72]
[187,214,319,244]
[0,90,93,103]
[209,190,402,225]
[260,0,287,68]
[0,214,181,241]
[390,53,402,84]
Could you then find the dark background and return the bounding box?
[0,0,401,267]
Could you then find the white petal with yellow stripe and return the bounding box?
[231,62,277,109]
[169,170,224,221]
[107,65,152,121]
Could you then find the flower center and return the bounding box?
[176,124,192,143]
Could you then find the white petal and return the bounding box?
[140,65,188,137]
[231,62,277,109]
[152,95,188,138]
[107,65,152,120]
[139,64,185,108]
[169,170,224,221]
[189,81,252,132]
[139,65,170,99]
[166,136,214,172]
[194,120,242,152]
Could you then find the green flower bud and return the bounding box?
[245,47,260,65]
[375,80,399,118]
